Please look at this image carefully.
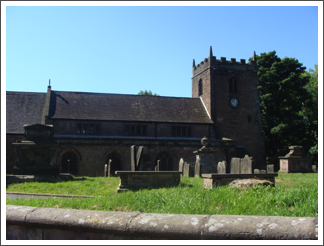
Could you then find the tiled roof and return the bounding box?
[49,91,213,124]
[6,92,46,134]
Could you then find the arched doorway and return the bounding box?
[106,151,122,176]
[61,151,78,175]
[156,151,173,171]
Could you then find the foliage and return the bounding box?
[302,65,318,161]
[138,90,159,96]
[252,51,316,163]
[6,174,318,217]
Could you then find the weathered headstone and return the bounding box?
[240,155,252,174]
[278,146,312,173]
[254,169,260,174]
[192,137,215,174]
[130,145,136,171]
[155,160,160,171]
[312,165,317,173]
[183,162,190,177]
[230,158,240,174]
[136,146,144,171]
[217,161,226,174]
[260,170,266,174]
[107,159,112,177]
[179,158,184,175]
[267,164,274,173]
[195,156,201,177]
[12,124,60,176]
[104,164,108,177]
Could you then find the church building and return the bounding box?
[6,47,265,176]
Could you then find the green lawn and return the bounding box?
[6,173,318,217]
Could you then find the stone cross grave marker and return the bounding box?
[217,161,226,174]
[183,162,190,177]
[240,155,252,174]
[230,158,240,174]
[267,164,274,173]
[179,158,184,176]
[108,159,112,177]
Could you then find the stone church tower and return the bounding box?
[192,47,265,168]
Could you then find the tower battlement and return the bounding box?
[192,47,257,77]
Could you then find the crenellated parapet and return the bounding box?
[192,47,257,77]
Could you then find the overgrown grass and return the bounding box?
[6,173,318,217]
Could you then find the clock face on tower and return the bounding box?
[230,98,239,108]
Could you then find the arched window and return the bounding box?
[106,151,122,176]
[156,151,173,171]
[61,152,78,175]
[198,79,203,96]
[229,77,237,93]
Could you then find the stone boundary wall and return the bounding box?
[6,205,318,240]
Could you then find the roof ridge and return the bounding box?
[52,90,197,100]
[6,91,46,94]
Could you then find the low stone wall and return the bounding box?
[6,205,318,240]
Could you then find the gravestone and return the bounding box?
[194,156,201,177]
[183,162,190,177]
[189,163,195,177]
[179,158,184,175]
[104,164,108,177]
[12,124,59,175]
[278,146,312,173]
[107,159,112,177]
[267,164,274,173]
[130,145,136,171]
[130,145,145,171]
[193,137,215,174]
[217,161,226,174]
[260,170,266,174]
[230,158,240,174]
[136,146,144,171]
[312,165,317,173]
[155,160,160,171]
[254,169,260,174]
[240,155,252,174]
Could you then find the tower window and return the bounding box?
[198,79,203,96]
[229,78,237,93]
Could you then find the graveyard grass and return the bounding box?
[6,173,318,217]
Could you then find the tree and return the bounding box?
[138,90,159,96]
[302,65,318,163]
[253,51,314,162]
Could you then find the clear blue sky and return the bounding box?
[3,3,321,97]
